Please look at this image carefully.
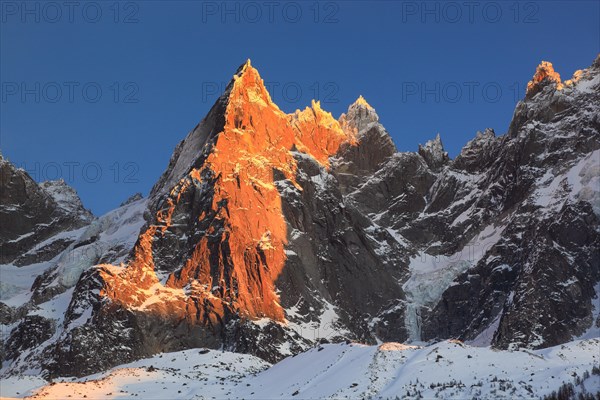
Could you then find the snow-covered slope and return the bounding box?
[5,339,598,399]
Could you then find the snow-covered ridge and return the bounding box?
[5,339,598,399]
[39,179,93,221]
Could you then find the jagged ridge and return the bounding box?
[1,55,599,380]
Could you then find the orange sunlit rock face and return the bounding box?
[526,61,563,98]
[564,69,584,87]
[98,60,354,326]
[290,100,357,166]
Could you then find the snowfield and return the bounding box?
[2,338,598,399]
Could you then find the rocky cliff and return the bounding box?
[1,56,599,378]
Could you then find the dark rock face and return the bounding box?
[418,134,450,172]
[276,153,408,343]
[5,316,55,361]
[0,302,15,325]
[0,164,145,377]
[452,128,499,173]
[421,57,600,348]
[0,158,92,264]
[493,202,600,349]
[47,304,146,378]
[422,201,600,347]
[13,237,74,267]
[335,98,397,184]
[333,97,398,198]
[2,56,599,378]
[348,152,437,227]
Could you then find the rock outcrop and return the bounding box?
[0,157,92,265]
[525,61,563,99]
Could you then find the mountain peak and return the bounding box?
[290,99,354,165]
[95,61,363,337]
[526,60,563,99]
[418,133,449,171]
[353,95,373,109]
[339,95,380,139]
[7,57,600,383]
[233,58,253,75]
[229,59,276,109]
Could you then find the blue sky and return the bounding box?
[1,0,598,215]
